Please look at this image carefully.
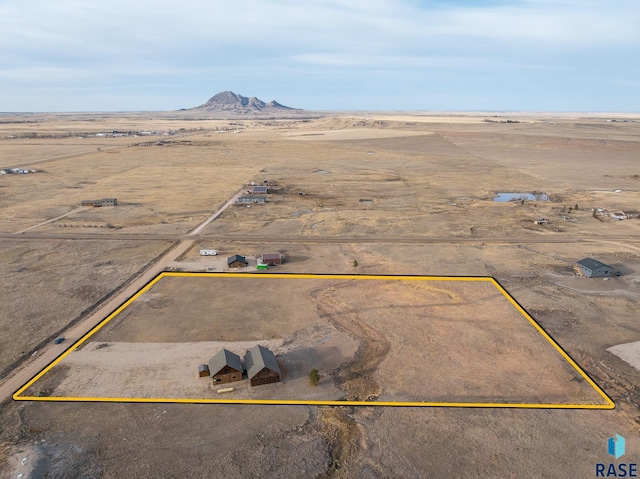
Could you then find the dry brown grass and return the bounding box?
[2,112,640,478]
[0,240,172,378]
[31,275,607,405]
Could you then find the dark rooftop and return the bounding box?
[576,258,611,270]
[227,254,247,265]
[244,345,281,380]
[209,349,243,376]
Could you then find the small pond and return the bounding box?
[494,192,549,202]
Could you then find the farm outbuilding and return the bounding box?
[261,253,282,265]
[236,195,266,204]
[198,364,210,377]
[209,349,244,384]
[244,345,281,387]
[227,254,248,268]
[574,258,613,278]
[252,185,268,194]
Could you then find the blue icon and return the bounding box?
[608,434,625,459]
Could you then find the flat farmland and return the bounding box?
[2,113,640,478]
[21,274,608,406]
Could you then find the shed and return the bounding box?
[574,258,613,278]
[99,198,118,207]
[252,185,268,194]
[209,349,244,384]
[244,345,281,387]
[261,252,282,265]
[227,254,248,268]
[198,364,210,377]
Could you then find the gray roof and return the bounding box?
[252,186,268,193]
[261,253,281,260]
[576,258,611,271]
[198,364,210,373]
[209,349,243,376]
[227,254,247,265]
[244,345,281,380]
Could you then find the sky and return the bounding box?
[1,0,639,112]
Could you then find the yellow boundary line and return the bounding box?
[13,273,615,409]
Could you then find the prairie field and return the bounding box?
[2,112,640,478]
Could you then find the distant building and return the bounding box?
[80,198,118,207]
[574,258,613,278]
[236,195,266,204]
[227,254,248,268]
[622,211,640,219]
[261,253,282,265]
[251,185,268,194]
[610,212,625,221]
[209,349,244,384]
[244,345,281,387]
[534,218,549,225]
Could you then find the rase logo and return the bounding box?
[596,434,637,478]
[610,435,626,460]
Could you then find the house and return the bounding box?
[209,349,244,384]
[251,185,268,194]
[261,252,282,265]
[574,258,613,278]
[244,345,281,387]
[227,254,248,268]
[197,364,210,378]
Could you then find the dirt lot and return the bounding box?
[2,113,640,478]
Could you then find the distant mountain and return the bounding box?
[193,91,297,113]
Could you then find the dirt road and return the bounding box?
[13,206,90,234]
[4,231,640,248]
[188,190,243,236]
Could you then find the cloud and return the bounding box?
[0,0,638,110]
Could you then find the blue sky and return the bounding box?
[1,0,639,112]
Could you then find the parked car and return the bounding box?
[54,337,65,344]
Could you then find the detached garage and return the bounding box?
[574,258,613,278]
